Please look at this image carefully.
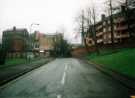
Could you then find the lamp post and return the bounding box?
[29,23,39,50]
[27,23,39,61]
[30,23,40,34]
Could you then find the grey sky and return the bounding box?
[0,0,106,43]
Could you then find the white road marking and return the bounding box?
[61,64,68,85]
[57,94,62,98]
[65,64,68,71]
[61,71,66,85]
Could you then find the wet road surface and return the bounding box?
[0,58,133,98]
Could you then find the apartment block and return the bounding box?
[85,7,135,47]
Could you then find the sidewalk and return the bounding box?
[82,58,135,92]
[0,58,54,86]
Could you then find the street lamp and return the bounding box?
[30,23,40,34]
[26,23,40,61]
[29,23,40,52]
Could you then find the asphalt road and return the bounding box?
[0,58,133,98]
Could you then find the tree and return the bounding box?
[109,0,115,45]
[75,10,90,52]
[121,0,135,38]
[81,10,90,52]
[85,8,93,38]
[109,0,135,39]
[105,0,115,45]
[76,10,86,45]
[84,6,100,54]
[91,7,100,54]
[53,35,71,57]
[105,0,126,44]
[75,4,100,54]
[128,0,135,8]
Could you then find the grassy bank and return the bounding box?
[5,58,27,66]
[0,57,46,68]
[87,48,135,78]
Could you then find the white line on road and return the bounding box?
[65,64,68,71]
[57,94,62,98]
[61,64,68,85]
[61,71,66,85]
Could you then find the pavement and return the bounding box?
[0,58,134,98]
[0,58,53,86]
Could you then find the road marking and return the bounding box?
[65,64,68,71]
[57,94,62,98]
[61,71,66,85]
[61,65,68,85]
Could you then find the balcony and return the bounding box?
[96,32,103,37]
[115,34,129,38]
[97,39,103,43]
[116,26,128,31]
[96,25,103,31]
[114,17,125,23]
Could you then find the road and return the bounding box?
[0,58,133,98]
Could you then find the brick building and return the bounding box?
[2,27,30,58]
[33,31,63,56]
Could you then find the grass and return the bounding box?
[2,57,49,67]
[5,58,27,66]
[87,48,135,78]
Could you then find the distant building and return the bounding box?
[2,27,30,58]
[33,31,63,56]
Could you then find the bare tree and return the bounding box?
[110,0,115,45]
[81,10,85,46]
[105,0,115,45]
[86,7,93,37]
[75,4,100,54]
[92,7,100,54]
[75,10,89,51]
[125,0,131,38]
[85,6,99,54]
[116,0,135,39]
[122,0,135,38]
[106,0,135,41]
[127,0,135,8]
[105,0,125,44]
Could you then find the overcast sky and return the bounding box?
[0,0,106,43]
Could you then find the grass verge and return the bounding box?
[5,58,27,66]
[87,48,135,78]
[0,57,47,68]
